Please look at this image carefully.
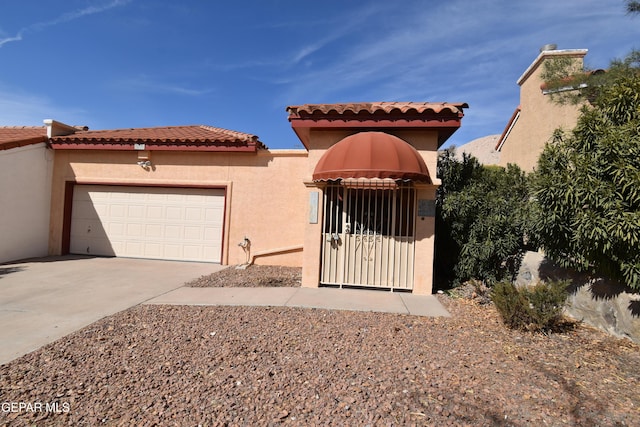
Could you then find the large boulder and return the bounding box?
[516,251,640,343]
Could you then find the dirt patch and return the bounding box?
[1,267,639,426]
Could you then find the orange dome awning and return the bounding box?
[312,131,432,183]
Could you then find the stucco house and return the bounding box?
[496,46,587,171]
[0,126,54,263]
[2,102,467,295]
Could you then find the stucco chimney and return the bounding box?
[540,43,558,52]
[43,119,82,138]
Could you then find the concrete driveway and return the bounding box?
[0,255,223,365]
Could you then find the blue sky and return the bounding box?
[1,1,639,149]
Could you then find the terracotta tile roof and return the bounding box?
[286,102,468,118]
[0,126,47,151]
[287,102,468,149]
[50,125,266,152]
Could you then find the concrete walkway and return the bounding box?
[145,286,451,317]
[0,256,223,365]
[1,256,450,365]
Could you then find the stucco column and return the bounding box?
[412,184,438,295]
[301,183,324,288]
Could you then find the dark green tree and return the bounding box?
[435,149,531,287]
[627,0,640,14]
[434,148,482,286]
[531,54,640,289]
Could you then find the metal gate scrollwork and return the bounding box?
[320,180,416,290]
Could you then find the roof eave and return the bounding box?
[287,102,467,148]
[49,141,261,152]
[0,136,48,151]
[289,118,464,148]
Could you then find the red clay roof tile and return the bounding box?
[50,125,266,151]
[0,126,47,151]
[286,102,468,118]
[287,102,468,149]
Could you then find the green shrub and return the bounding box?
[435,149,531,288]
[491,281,531,329]
[492,280,569,332]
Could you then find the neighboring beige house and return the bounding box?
[0,126,54,263]
[3,102,467,295]
[496,46,587,171]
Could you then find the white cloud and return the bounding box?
[113,74,214,96]
[272,1,638,106]
[0,88,88,126]
[0,0,131,47]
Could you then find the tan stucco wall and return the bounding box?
[49,149,308,266]
[413,185,439,295]
[499,55,584,172]
[0,143,53,263]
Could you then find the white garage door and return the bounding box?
[70,185,224,262]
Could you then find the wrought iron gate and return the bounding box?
[320,180,416,290]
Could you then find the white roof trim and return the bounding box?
[496,110,520,152]
[43,119,78,138]
[517,49,588,86]
[542,82,588,95]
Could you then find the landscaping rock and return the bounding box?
[517,251,640,344]
[1,267,638,425]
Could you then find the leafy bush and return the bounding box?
[434,149,483,286]
[435,149,531,288]
[492,280,569,332]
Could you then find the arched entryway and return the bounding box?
[313,132,432,291]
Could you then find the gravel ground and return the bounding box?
[187,266,302,288]
[1,266,639,426]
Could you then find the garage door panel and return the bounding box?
[163,244,182,258]
[145,224,163,238]
[125,241,143,254]
[72,200,97,217]
[183,226,201,240]
[107,222,126,235]
[164,225,181,239]
[71,185,224,262]
[205,207,222,222]
[183,245,201,258]
[71,219,109,239]
[91,203,109,217]
[203,227,220,240]
[185,207,202,221]
[166,207,182,220]
[143,243,162,257]
[72,236,116,256]
[127,205,145,219]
